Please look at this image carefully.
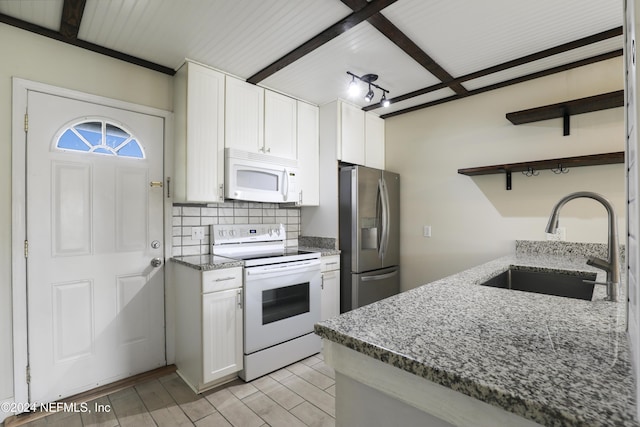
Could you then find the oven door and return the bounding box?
[244,259,321,354]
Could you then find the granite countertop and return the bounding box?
[315,241,638,427]
[172,248,339,270]
[299,246,341,257]
[170,254,243,271]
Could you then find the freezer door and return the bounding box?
[352,166,384,272]
[349,267,400,311]
[381,171,400,267]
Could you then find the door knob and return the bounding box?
[151,258,162,267]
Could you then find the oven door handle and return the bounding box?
[246,260,321,276]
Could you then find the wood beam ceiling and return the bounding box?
[381,49,623,118]
[340,0,467,95]
[246,0,398,84]
[59,0,86,40]
[0,8,175,75]
[368,26,623,114]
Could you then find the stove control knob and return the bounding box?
[229,229,236,236]
[218,229,225,237]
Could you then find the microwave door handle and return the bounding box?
[283,168,289,201]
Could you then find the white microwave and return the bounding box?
[225,148,298,203]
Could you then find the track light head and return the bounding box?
[381,93,390,108]
[364,85,374,102]
[348,75,360,97]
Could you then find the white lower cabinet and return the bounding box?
[321,255,341,321]
[174,264,243,392]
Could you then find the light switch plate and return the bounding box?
[423,225,432,238]
[192,226,205,240]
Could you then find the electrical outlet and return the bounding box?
[423,225,432,238]
[192,226,205,240]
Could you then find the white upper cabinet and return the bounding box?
[321,100,385,169]
[173,60,225,203]
[339,101,366,165]
[265,91,297,159]
[225,76,265,154]
[365,113,385,170]
[297,101,320,206]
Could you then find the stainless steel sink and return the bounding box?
[480,268,597,300]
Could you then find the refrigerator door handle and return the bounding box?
[361,270,398,281]
[380,177,390,259]
[377,178,385,258]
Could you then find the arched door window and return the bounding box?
[55,119,145,159]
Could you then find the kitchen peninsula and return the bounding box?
[315,241,638,427]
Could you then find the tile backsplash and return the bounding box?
[172,201,301,257]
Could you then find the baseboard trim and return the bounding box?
[3,364,177,427]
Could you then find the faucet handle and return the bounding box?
[586,256,611,271]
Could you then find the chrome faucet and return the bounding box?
[545,191,620,302]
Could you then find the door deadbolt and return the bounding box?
[151,240,161,249]
[151,258,162,267]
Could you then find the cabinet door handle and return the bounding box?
[321,274,324,290]
[237,289,243,308]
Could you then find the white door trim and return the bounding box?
[11,77,174,405]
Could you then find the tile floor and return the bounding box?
[17,354,335,427]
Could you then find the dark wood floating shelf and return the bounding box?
[458,152,624,190]
[506,90,623,136]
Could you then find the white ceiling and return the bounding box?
[0,0,624,117]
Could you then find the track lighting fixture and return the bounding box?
[346,71,391,107]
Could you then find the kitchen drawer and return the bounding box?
[202,267,243,293]
[321,255,340,273]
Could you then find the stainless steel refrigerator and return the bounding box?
[339,165,400,313]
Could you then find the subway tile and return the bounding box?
[173,226,182,237]
[234,217,249,224]
[201,216,218,226]
[172,216,182,226]
[201,207,217,216]
[172,206,182,216]
[182,207,202,217]
[183,217,201,226]
[249,208,262,217]
[219,208,234,217]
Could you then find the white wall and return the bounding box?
[0,23,172,417]
[385,57,625,291]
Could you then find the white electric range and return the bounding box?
[211,224,322,381]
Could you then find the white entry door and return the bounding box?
[26,90,166,403]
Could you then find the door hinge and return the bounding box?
[24,113,28,133]
[24,240,28,258]
[26,365,31,384]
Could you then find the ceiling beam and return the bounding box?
[341,0,467,95]
[59,0,86,40]
[366,26,623,111]
[246,0,398,84]
[380,49,623,119]
[0,13,175,75]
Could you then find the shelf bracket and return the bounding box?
[506,170,512,191]
[563,109,570,136]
